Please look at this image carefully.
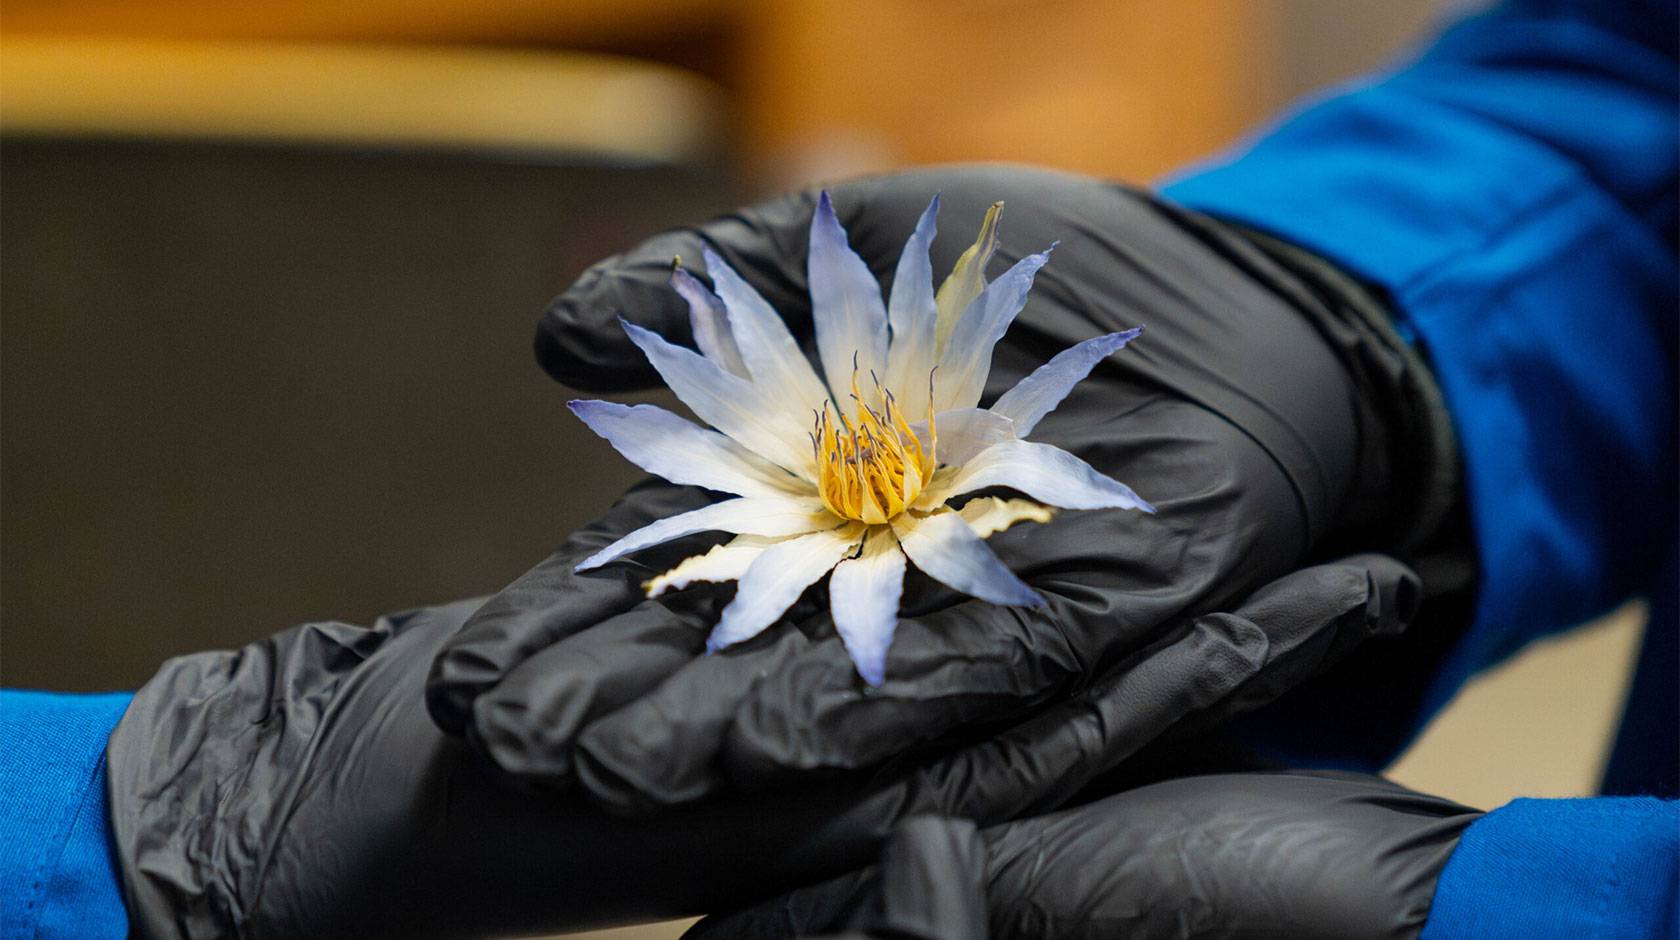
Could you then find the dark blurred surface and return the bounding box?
[1,139,725,689]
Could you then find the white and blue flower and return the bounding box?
[570,193,1150,685]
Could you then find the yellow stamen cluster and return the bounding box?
[813,369,937,524]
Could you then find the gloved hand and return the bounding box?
[427,165,1456,812]
[104,553,1421,938]
[689,770,1483,940]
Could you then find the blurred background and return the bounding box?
[0,2,1646,936]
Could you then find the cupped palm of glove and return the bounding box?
[427,165,1390,813]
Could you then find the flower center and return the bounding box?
[812,372,936,525]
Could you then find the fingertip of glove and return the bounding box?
[536,261,684,392]
[573,725,675,817]
[424,639,503,736]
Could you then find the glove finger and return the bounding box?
[426,482,713,735]
[467,593,716,785]
[571,621,821,814]
[686,816,989,940]
[536,189,824,391]
[829,553,1420,833]
[1163,552,1420,735]
[978,772,1479,940]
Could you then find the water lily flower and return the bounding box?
[570,193,1151,685]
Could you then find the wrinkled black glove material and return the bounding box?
[106,552,1420,937]
[690,770,1483,940]
[426,166,1459,812]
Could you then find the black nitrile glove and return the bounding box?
[106,553,1420,938]
[427,165,1459,812]
[689,770,1484,940]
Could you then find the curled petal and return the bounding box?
[703,249,833,425]
[922,439,1154,513]
[672,265,748,378]
[893,510,1044,607]
[934,246,1055,413]
[990,328,1142,437]
[707,525,866,651]
[809,191,890,407]
[577,497,835,572]
[828,526,908,686]
[569,400,801,499]
[621,319,814,476]
[934,201,1003,354]
[957,496,1054,538]
[646,534,782,597]
[882,195,941,419]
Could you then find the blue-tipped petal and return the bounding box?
[808,191,890,406]
[893,510,1044,607]
[570,400,798,499]
[703,249,833,421]
[828,527,907,686]
[621,318,813,475]
[706,525,864,652]
[937,439,1154,513]
[576,496,835,572]
[671,266,748,378]
[934,245,1056,413]
[990,327,1142,436]
[883,195,941,418]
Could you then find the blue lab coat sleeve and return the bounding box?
[1166,2,1679,929]
[1163,0,1679,766]
[0,689,132,940]
[1422,796,1679,940]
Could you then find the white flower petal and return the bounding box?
[914,408,1016,467]
[570,400,802,499]
[703,249,833,424]
[957,496,1055,538]
[990,328,1142,437]
[576,497,835,572]
[809,192,890,411]
[672,266,749,378]
[892,510,1044,607]
[934,246,1055,413]
[934,201,1003,355]
[707,524,866,651]
[923,439,1154,513]
[646,534,783,597]
[827,526,907,686]
[621,318,815,476]
[882,195,941,419]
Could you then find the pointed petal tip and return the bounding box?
[813,189,843,232]
[854,658,886,687]
[566,398,611,418]
[669,264,699,288]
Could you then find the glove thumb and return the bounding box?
[537,188,826,391]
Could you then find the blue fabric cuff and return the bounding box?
[1,689,133,940]
[1161,0,1679,767]
[1423,797,1679,939]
